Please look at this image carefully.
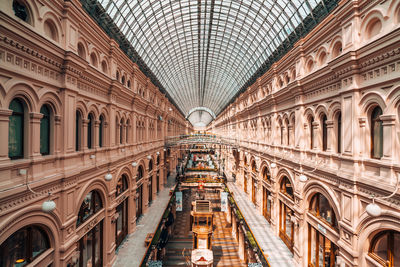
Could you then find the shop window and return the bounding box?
[279,201,294,252]
[308,225,339,267]
[87,113,94,149]
[0,226,50,266]
[43,19,58,42]
[40,105,51,155]
[116,175,128,197]
[149,159,153,172]
[263,188,272,222]
[76,111,82,151]
[99,115,104,147]
[13,0,31,24]
[8,98,25,159]
[77,190,103,227]
[280,176,293,199]
[321,114,328,151]
[78,222,102,267]
[371,106,383,159]
[369,230,400,267]
[137,165,144,182]
[309,193,337,228]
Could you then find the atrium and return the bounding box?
[0,0,399,266]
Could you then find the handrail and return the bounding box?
[225,184,271,267]
[139,184,178,267]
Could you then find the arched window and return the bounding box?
[0,226,50,266]
[136,166,144,182]
[321,114,328,151]
[126,119,130,143]
[116,175,128,197]
[369,230,400,266]
[280,176,293,199]
[90,52,98,67]
[99,115,104,147]
[77,190,103,227]
[309,116,314,149]
[285,119,290,145]
[121,75,126,85]
[120,119,124,144]
[336,112,341,153]
[40,105,51,155]
[12,0,31,24]
[9,99,25,159]
[309,193,337,227]
[280,120,284,145]
[331,42,342,58]
[366,18,382,39]
[77,43,86,59]
[371,106,383,159]
[251,160,256,173]
[156,155,160,165]
[262,166,271,182]
[116,71,120,81]
[101,60,108,73]
[87,113,94,149]
[43,19,58,42]
[149,160,153,172]
[75,111,82,151]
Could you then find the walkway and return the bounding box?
[163,189,245,267]
[227,181,294,267]
[113,171,177,267]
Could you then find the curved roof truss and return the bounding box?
[85,0,339,123]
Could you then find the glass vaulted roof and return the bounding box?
[94,0,334,126]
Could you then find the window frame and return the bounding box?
[8,98,25,159]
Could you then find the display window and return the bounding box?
[369,230,400,267]
[308,225,338,267]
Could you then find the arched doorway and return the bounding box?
[136,165,144,221]
[262,166,272,223]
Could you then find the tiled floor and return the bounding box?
[227,181,294,267]
[113,172,177,267]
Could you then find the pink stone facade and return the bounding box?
[0,0,189,266]
[212,1,400,266]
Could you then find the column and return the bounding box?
[94,119,100,149]
[312,121,319,150]
[54,115,62,155]
[29,112,44,158]
[81,118,89,151]
[380,114,396,160]
[238,225,246,261]
[0,109,13,161]
[326,120,334,152]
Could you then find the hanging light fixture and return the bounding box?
[147,155,152,160]
[270,162,277,168]
[42,193,56,212]
[156,151,160,155]
[104,172,113,181]
[132,161,138,167]
[366,200,381,217]
[299,174,308,182]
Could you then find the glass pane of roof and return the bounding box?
[95,0,334,121]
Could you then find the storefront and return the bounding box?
[279,176,295,252]
[76,190,104,267]
[307,193,339,267]
[115,175,129,249]
[262,187,272,223]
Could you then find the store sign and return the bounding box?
[221,192,228,212]
[176,191,183,211]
